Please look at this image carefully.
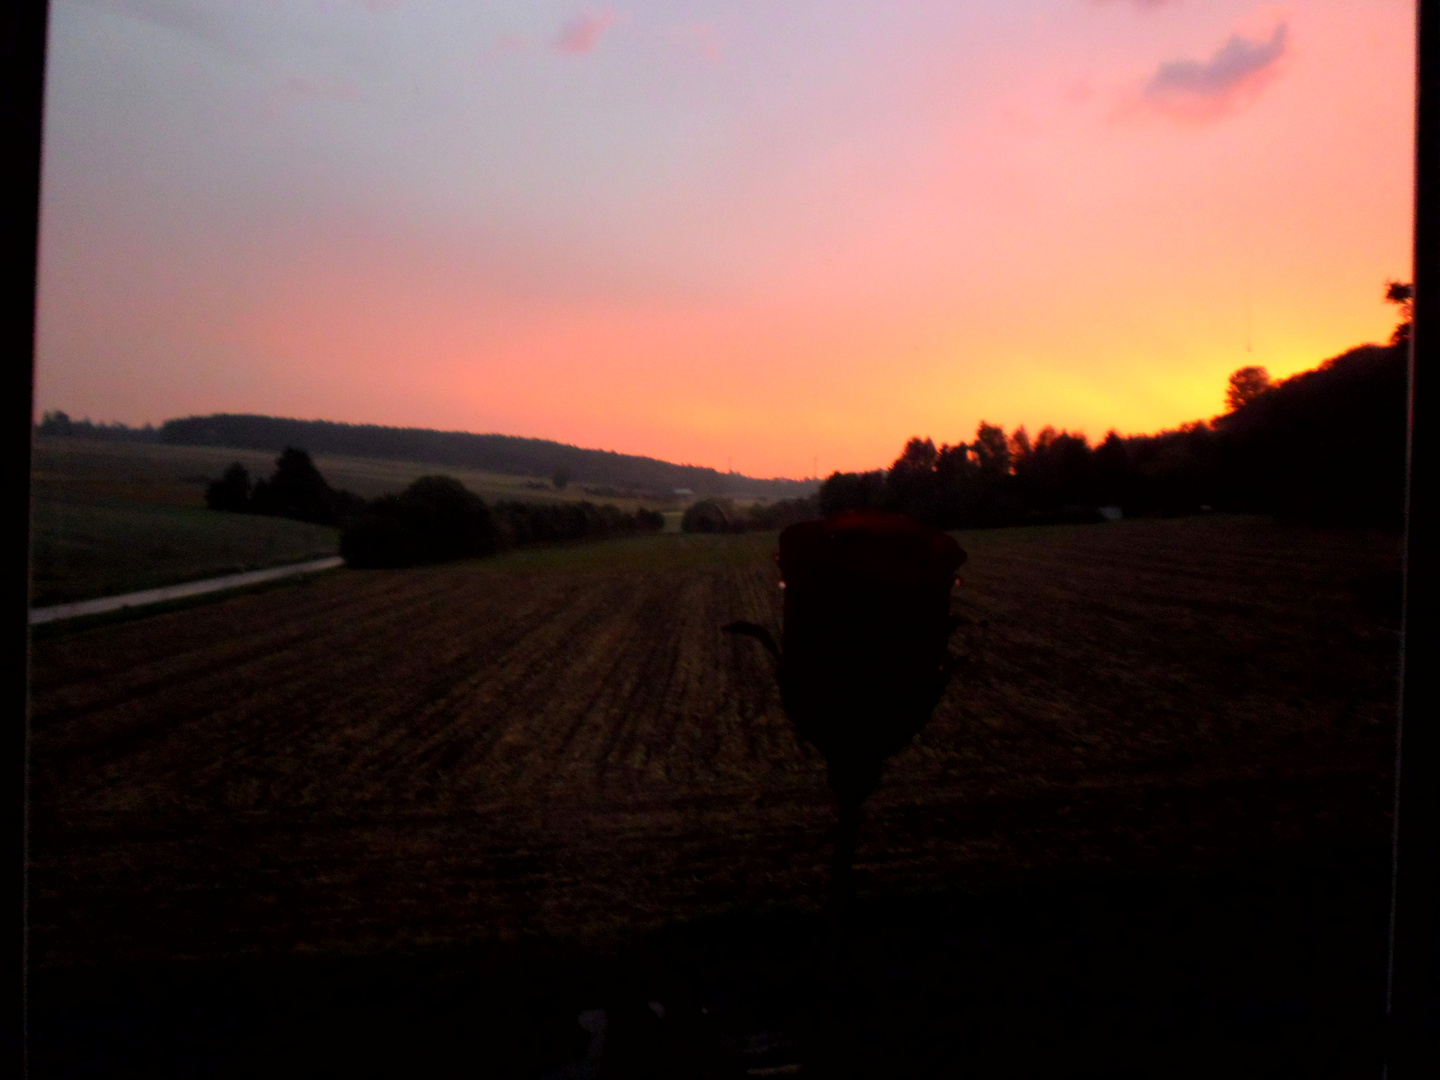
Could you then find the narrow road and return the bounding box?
[29,556,344,626]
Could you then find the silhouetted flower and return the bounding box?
[729,510,966,808]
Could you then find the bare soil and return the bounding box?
[26,517,1404,1076]
[28,517,1401,963]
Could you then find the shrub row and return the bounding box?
[205,448,364,525]
[340,478,664,568]
[679,496,821,534]
[207,448,666,567]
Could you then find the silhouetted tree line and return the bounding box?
[208,447,666,567]
[161,413,814,500]
[680,496,821,533]
[339,476,498,568]
[491,499,665,548]
[342,481,664,568]
[205,447,365,524]
[35,411,159,442]
[820,338,1408,531]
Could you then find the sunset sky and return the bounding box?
[34,1,1416,478]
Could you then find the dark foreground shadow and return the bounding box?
[30,841,1388,1079]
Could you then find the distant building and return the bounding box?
[672,488,693,497]
[1098,506,1123,522]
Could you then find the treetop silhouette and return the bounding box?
[1226,366,1272,412]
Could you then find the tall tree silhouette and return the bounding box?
[1094,431,1130,507]
[1226,366,1273,412]
[1386,280,1414,345]
[971,422,1011,480]
[249,447,350,525]
[885,438,941,523]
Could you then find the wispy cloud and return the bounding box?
[83,0,242,55]
[315,1,408,11]
[279,75,362,101]
[261,74,362,117]
[1133,24,1289,123]
[554,9,616,55]
[670,21,721,63]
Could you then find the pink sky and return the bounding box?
[35,1,1415,478]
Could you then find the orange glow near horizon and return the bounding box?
[35,2,1415,478]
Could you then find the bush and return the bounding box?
[339,511,426,569]
[205,463,252,512]
[249,447,341,524]
[341,476,497,568]
[342,477,665,567]
[233,446,364,526]
[818,471,887,518]
[739,496,820,532]
[681,500,735,533]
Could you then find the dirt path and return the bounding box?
[28,556,344,625]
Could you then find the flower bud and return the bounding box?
[776,510,966,805]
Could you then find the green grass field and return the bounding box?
[31,436,679,508]
[29,436,694,603]
[28,498,339,607]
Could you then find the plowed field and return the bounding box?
[28,518,1402,970]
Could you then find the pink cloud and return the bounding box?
[554,9,616,55]
[1130,24,1289,123]
[1066,76,1096,105]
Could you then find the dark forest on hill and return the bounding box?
[155,415,813,500]
[32,412,158,443]
[819,339,1409,531]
